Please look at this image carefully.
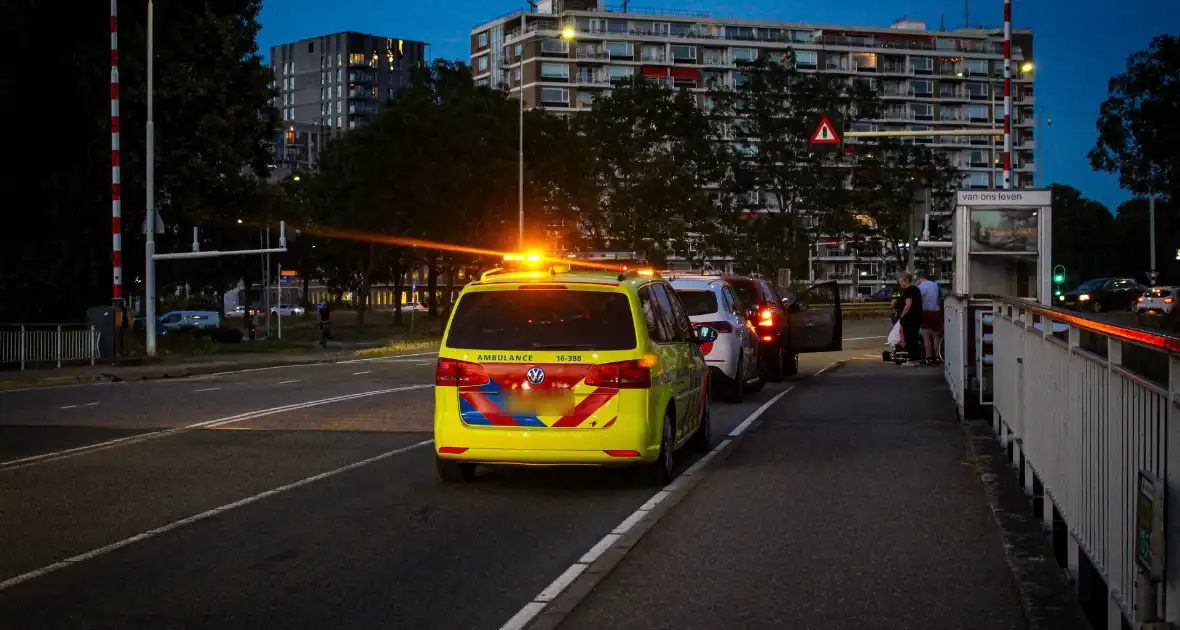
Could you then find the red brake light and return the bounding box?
[1166,297,1174,304]
[435,359,490,387]
[585,360,652,389]
[761,335,773,342]
[604,450,641,457]
[1139,296,1145,302]
[438,446,468,454]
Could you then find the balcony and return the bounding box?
[575,72,610,86]
[641,52,668,63]
[348,71,375,83]
[703,54,728,66]
[882,85,906,98]
[347,87,376,100]
[576,49,608,61]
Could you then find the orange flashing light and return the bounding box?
[637,269,655,276]
[1165,297,1174,304]
[638,353,659,368]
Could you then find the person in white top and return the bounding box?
[916,270,943,363]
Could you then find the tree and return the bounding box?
[0,0,278,322]
[574,78,727,265]
[1107,196,1177,283]
[1090,35,1180,201]
[1048,185,1116,284]
[711,54,881,275]
[849,140,960,271]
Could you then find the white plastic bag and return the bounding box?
[887,321,902,346]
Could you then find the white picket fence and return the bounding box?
[0,324,100,369]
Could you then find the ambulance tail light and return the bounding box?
[435,358,490,387]
[585,359,652,389]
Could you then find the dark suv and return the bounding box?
[723,275,843,381]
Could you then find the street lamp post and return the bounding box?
[515,18,575,251]
[145,0,158,356]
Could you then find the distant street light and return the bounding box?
[293,175,301,182]
[562,26,575,39]
[1021,62,1034,73]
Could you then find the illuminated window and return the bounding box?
[348,52,365,65]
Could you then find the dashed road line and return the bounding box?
[59,402,100,410]
[0,438,434,591]
[1,385,431,470]
[193,387,221,392]
[352,371,371,376]
[278,380,301,385]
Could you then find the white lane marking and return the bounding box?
[0,385,432,470]
[195,351,439,377]
[729,386,796,437]
[278,380,301,385]
[535,564,588,602]
[59,402,100,410]
[497,390,800,630]
[0,439,434,591]
[352,371,371,376]
[194,387,221,392]
[499,603,547,630]
[0,381,119,395]
[843,335,887,341]
[579,533,621,564]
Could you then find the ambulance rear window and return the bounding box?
[445,289,637,351]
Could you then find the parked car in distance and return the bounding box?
[723,275,842,382]
[1059,278,1146,313]
[270,304,305,316]
[668,275,761,403]
[1134,286,1179,316]
[158,310,221,332]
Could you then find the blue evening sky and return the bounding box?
[259,0,1178,212]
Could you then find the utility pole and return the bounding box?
[518,12,525,251]
[144,0,158,356]
[1149,194,1158,285]
[110,0,123,308]
[1002,0,1012,189]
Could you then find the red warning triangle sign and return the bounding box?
[811,115,840,144]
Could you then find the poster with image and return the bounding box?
[969,209,1038,253]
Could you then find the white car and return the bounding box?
[1135,286,1178,315]
[270,304,305,316]
[400,301,429,313]
[669,275,760,402]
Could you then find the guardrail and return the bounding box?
[0,324,100,370]
[989,298,1178,629]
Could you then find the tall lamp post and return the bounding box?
[515,16,574,251]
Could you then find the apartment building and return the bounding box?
[470,1,1035,293]
[269,32,426,170]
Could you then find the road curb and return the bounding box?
[519,362,845,630]
[960,417,1093,630]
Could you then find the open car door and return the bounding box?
[786,281,842,353]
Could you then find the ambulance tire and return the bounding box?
[436,457,476,483]
[642,410,676,486]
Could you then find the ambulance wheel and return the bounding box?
[436,457,476,483]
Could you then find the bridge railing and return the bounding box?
[987,298,1178,629]
[0,324,100,370]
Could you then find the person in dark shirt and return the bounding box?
[897,272,924,365]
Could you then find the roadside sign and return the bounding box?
[280,269,298,277]
[811,115,840,145]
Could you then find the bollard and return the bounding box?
[19,325,25,371]
[57,324,62,368]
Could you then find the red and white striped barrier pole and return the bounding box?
[110,0,123,301]
[1002,0,1012,189]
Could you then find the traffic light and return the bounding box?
[1053,273,1064,284]
[1053,266,1065,296]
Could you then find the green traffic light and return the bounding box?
[1053,274,1064,283]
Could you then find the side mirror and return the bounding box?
[694,325,719,344]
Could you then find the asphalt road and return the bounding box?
[0,319,891,629]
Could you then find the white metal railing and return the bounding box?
[0,324,100,369]
[943,295,969,413]
[991,299,1178,628]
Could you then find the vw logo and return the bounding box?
[526,367,546,386]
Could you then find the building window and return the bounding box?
[967,82,989,99]
[731,47,757,62]
[478,32,489,47]
[337,115,342,127]
[541,39,569,55]
[965,58,988,75]
[794,50,817,69]
[670,45,696,62]
[606,66,632,83]
[515,44,523,56]
[910,56,933,73]
[966,104,988,121]
[337,69,342,81]
[851,52,877,71]
[337,53,342,67]
[515,68,522,81]
[909,79,933,96]
[336,101,342,114]
[910,102,933,120]
[337,85,342,97]
[540,62,569,79]
[539,87,569,106]
[605,41,632,58]
[478,55,488,71]
[966,172,988,188]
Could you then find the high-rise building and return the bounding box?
[470,2,1036,296]
[269,32,426,171]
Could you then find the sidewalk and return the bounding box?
[557,361,1075,630]
[0,339,438,390]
